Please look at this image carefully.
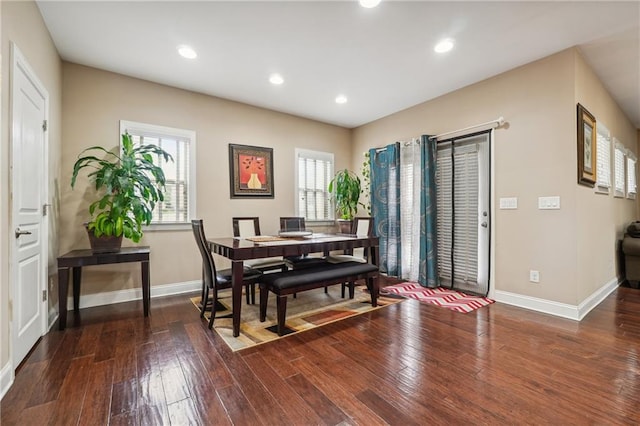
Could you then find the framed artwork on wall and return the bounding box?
[577,103,597,187]
[228,144,274,198]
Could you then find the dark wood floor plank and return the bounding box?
[286,373,348,425]
[243,352,324,425]
[216,384,263,425]
[25,328,83,407]
[78,359,115,425]
[4,280,640,424]
[48,355,94,425]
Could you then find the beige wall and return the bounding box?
[61,62,351,295]
[574,50,638,302]
[351,48,637,307]
[1,1,62,373]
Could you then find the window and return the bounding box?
[295,149,334,221]
[614,139,626,198]
[627,150,637,199]
[595,124,611,194]
[120,120,196,227]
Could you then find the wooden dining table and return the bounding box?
[208,234,379,337]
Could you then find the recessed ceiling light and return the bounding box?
[335,95,348,104]
[434,38,454,54]
[177,45,197,59]
[269,73,284,85]
[359,0,381,8]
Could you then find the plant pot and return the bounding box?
[86,227,123,253]
[336,219,353,234]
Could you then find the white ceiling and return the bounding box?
[36,1,640,129]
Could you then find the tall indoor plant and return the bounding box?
[71,132,173,252]
[328,169,364,233]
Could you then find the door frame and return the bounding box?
[9,42,50,370]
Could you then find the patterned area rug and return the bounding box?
[191,285,402,351]
[380,282,494,313]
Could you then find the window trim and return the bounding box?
[119,120,197,230]
[294,148,335,223]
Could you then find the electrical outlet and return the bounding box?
[529,270,540,283]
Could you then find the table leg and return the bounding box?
[72,267,82,312]
[142,260,150,316]
[231,260,244,337]
[58,267,69,330]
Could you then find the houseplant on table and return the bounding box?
[328,168,364,234]
[71,132,173,252]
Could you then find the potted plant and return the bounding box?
[328,169,364,233]
[71,132,173,252]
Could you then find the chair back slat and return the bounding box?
[280,217,305,231]
[191,219,218,290]
[233,217,261,238]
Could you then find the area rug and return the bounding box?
[191,285,402,351]
[380,282,494,313]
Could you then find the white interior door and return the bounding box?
[11,43,49,367]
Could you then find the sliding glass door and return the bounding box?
[436,132,490,295]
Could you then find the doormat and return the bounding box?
[191,285,402,351]
[380,282,494,313]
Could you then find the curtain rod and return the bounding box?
[433,116,505,140]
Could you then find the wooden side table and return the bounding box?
[57,246,150,330]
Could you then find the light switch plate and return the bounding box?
[538,196,560,210]
[499,197,518,209]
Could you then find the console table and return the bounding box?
[57,246,150,330]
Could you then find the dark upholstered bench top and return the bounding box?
[262,262,378,291]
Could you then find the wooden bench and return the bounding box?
[259,261,379,335]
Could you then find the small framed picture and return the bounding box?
[228,144,274,198]
[577,103,597,187]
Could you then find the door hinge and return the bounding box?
[42,290,47,302]
[43,203,51,216]
[42,120,48,132]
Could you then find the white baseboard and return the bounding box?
[0,361,13,400]
[494,278,620,321]
[66,280,201,311]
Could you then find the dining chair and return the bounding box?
[278,216,328,270]
[191,219,263,329]
[327,217,374,297]
[232,217,288,279]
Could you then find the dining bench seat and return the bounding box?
[259,261,379,335]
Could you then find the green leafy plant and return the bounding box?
[328,169,364,220]
[71,133,173,243]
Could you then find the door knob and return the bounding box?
[15,228,32,238]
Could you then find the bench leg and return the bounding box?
[276,295,288,336]
[348,281,355,299]
[259,284,269,322]
[368,276,378,307]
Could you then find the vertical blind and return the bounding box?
[297,150,333,220]
[399,140,422,281]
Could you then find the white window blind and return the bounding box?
[627,150,637,199]
[436,142,479,287]
[614,139,626,198]
[295,149,334,221]
[595,124,611,193]
[120,120,196,226]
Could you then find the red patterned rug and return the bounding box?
[380,282,494,313]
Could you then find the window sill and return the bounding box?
[143,222,191,232]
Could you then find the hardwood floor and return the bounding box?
[2,279,640,425]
